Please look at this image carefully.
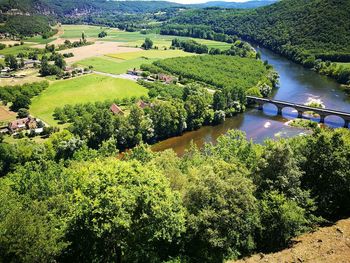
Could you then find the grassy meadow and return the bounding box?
[30,74,148,125]
[76,50,194,75]
[0,44,37,56]
[60,25,231,50]
[76,56,158,75]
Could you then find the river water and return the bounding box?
[152,46,350,155]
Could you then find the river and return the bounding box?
[152,46,350,155]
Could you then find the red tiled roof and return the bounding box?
[110,104,124,115]
[8,117,36,131]
[136,100,149,109]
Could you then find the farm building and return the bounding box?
[110,104,124,116]
[158,74,176,84]
[136,100,151,109]
[8,117,38,133]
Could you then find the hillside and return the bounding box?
[232,218,350,263]
[193,1,277,9]
[171,0,350,61]
[0,0,181,16]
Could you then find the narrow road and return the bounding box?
[93,71,140,82]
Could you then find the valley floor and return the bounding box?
[232,219,350,263]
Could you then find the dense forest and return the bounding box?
[1,126,350,262]
[0,15,55,37]
[0,0,182,16]
[168,0,350,84]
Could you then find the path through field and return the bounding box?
[93,71,140,81]
[58,41,141,64]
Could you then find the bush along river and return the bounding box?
[153,45,350,156]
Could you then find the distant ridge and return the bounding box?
[194,1,277,9]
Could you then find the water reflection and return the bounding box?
[152,45,350,155]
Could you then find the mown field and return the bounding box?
[30,74,148,125]
[60,25,231,50]
[0,44,37,55]
[77,50,193,75]
[76,57,158,75]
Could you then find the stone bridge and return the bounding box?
[246,96,350,128]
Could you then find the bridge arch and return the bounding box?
[280,106,298,118]
[246,96,350,129]
[324,115,347,128]
[261,102,279,116]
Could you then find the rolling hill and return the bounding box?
[171,0,350,61]
[0,0,182,16]
[194,0,277,9]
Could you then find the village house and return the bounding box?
[8,117,38,133]
[136,100,151,109]
[110,103,125,116]
[1,67,11,74]
[158,74,176,84]
[23,59,41,69]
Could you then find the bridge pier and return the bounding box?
[277,106,283,115]
[319,115,325,124]
[246,96,350,129]
[345,120,349,128]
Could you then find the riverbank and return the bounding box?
[152,44,350,155]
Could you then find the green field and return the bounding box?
[77,50,194,75]
[153,55,270,90]
[61,25,120,39]
[30,74,148,125]
[0,44,38,55]
[108,49,193,60]
[76,56,157,75]
[25,35,56,44]
[60,25,231,50]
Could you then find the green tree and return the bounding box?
[299,129,350,219]
[17,108,29,118]
[142,37,153,50]
[149,100,187,139]
[61,159,186,262]
[10,95,31,111]
[183,160,259,262]
[5,54,18,70]
[258,191,311,252]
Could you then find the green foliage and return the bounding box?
[171,0,350,83]
[0,81,48,111]
[61,159,186,262]
[298,129,350,219]
[0,15,53,37]
[4,54,18,70]
[258,191,311,251]
[161,24,237,43]
[97,30,107,38]
[171,38,208,54]
[153,55,270,91]
[142,37,154,50]
[183,160,259,261]
[1,126,350,261]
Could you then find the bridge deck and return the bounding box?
[246,96,350,118]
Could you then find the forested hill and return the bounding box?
[171,0,350,62]
[193,0,277,9]
[0,0,181,16]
